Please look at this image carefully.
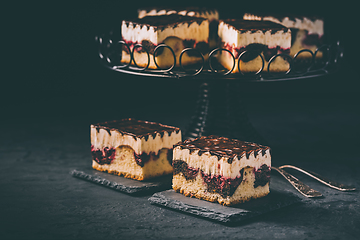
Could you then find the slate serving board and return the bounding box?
[148,181,301,223]
[71,168,172,195]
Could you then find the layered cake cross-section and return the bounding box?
[91,119,182,181]
[217,19,291,73]
[172,135,271,206]
[121,14,209,69]
[137,7,219,48]
[243,13,324,58]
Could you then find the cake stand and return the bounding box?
[95,30,344,146]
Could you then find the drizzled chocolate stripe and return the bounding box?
[221,19,290,33]
[174,135,270,163]
[123,14,207,31]
[245,13,324,23]
[139,6,218,16]
[92,118,180,141]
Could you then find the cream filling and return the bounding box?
[90,126,182,155]
[218,21,291,49]
[121,20,209,45]
[173,146,271,179]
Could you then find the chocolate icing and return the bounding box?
[245,13,324,23]
[138,6,218,16]
[123,14,207,31]
[221,19,289,33]
[92,119,180,140]
[174,135,270,163]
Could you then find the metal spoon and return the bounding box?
[279,165,356,192]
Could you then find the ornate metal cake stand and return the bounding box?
[95,30,344,145]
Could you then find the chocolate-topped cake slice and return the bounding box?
[137,7,219,48]
[217,19,291,73]
[243,13,324,58]
[91,119,182,181]
[121,14,209,69]
[172,135,271,206]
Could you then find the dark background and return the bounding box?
[1,1,360,239]
[2,0,359,122]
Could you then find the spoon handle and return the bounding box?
[279,165,356,191]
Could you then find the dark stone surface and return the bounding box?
[71,168,172,195]
[148,178,301,224]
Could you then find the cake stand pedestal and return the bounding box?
[183,81,268,145]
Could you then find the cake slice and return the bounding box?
[217,19,291,73]
[91,119,181,181]
[121,14,209,69]
[137,7,219,48]
[172,135,271,206]
[243,13,324,58]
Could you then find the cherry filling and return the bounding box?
[134,152,151,167]
[223,43,290,62]
[173,160,245,197]
[173,160,271,197]
[91,145,116,165]
[183,40,210,56]
[134,148,173,167]
[201,169,244,197]
[254,164,271,188]
[173,160,199,180]
[122,39,160,55]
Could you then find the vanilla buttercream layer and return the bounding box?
[218,21,291,49]
[243,13,324,36]
[173,146,271,179]
[91,126,182,155]
[122,20,209,45]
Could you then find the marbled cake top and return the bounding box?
[243,12,324,22]
[174,135,270,162]
[123,14,207,30]
[138,6,218,15]
[221,19,289,33]
[91,119,180,140]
